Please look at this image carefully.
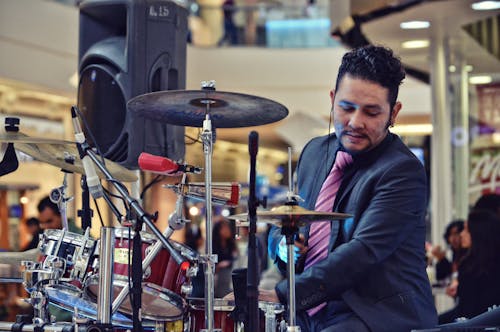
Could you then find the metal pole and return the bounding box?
[97,226,115,324]
[453,58,470,219]
[201,113,216,332]
[430,29,453,247]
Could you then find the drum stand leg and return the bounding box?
[201,111,219,332]
[30,288,51,325]
[96,227,114,326]
[285,234,300,331]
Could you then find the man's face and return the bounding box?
[447,226,462,251]
[39,207,62,230]
[332,75,401,154]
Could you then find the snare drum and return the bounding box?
[86,229,198,321]
[38,229,96,285]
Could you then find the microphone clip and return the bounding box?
[178,164,203,174]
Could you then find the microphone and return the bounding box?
[138,152,203,175]
[71,106,103,199]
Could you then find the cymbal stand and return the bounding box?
[111,174,190,315]
[96,227,114,330]
[284,147,301,331]
[200,99,218,332]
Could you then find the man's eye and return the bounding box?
[338,102,356,111]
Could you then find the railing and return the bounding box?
[50,0,340,48]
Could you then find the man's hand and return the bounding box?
[431,245,446,261]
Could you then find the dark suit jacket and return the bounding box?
[270,133,437,332]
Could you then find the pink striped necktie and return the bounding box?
[304,150,353,316]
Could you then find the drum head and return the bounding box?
[86,274,186,321]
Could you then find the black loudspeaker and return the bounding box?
[78,0,188,169]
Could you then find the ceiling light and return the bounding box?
[469,76,492,84]
[465,65,474,72]
[401,40,429,49]
[449,65,456,72]
[400,21,430,29]
[471,1,500,10]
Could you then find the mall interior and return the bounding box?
[0,0,499,330]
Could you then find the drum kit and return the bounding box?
[0,81,351,332]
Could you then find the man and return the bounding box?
[21,217,43,251]
[37,196,79,233]
[264,45,437,331]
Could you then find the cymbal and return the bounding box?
[228,205,352,228]
[127,90,289,128]
[4,132,138,182]
[0,131,75,145]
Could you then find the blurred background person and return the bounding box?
[473,193,500,218]
[20,217,42,251]
[37,195,79,233]
[213,217,238,298]
[431,219,467,284]
[438,210,500,324]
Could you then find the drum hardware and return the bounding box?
[37,229,96,284]
[49,173,74,231]
[71,105,184,330]
[164,182,241,207]
[127,81,288,331]
[246,131,264,332]
[96,227,114,326]
[20,261,62,325]
[107,175,190,318]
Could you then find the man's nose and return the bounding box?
[348,110,365,129]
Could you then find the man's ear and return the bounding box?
[390,101,402,126]
[329,89,335,104]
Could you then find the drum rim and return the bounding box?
[45,283,136,327]
[41,229,96,247]
[187,297,236,311]
[110,229,199,261]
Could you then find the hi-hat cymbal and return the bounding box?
[3,132,137,182]
[228,205,352,228]
[127,90,289,128]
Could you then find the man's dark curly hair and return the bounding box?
[335,45,406,110]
